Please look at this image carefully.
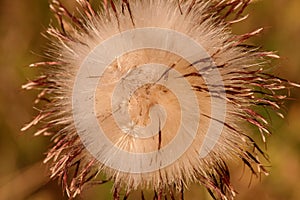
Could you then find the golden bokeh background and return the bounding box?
[0,0,299,199]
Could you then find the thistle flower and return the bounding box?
[22,0,299,199]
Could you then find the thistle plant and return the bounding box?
[22,0,299,199]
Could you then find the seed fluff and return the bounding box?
[22,0,299,199]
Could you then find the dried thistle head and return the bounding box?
[22,0,299,199]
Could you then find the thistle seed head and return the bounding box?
[23,0,299,199]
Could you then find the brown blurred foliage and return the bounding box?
[0,0,299,199]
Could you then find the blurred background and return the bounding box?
[0,0,299,199]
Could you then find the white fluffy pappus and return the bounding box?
[22,0,300,199]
